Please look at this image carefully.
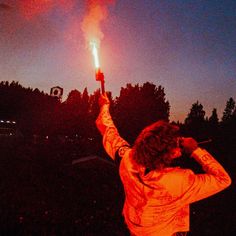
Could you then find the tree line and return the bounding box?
[0,80,235,159]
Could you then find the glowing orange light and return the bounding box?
[90,41,100,69]
[90,40,105,94]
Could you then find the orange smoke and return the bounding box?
[81,0,115,48]
[19,0,74,20]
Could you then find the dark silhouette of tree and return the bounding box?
[87,90,107,155]
[209,108,219,125]
[233,107,236,119]
[89,89,100,120]
[185,101,205,124]
[220,97,236,159]
[205,108,221,146]
[222,97,235,123]
[60,89,83,137]
[206,108,220,141]
[113,82,170,144]
[2,80,235,168]
[183,101,207,140]
[66,89,82,107]
[0,81,24,119]
[81,88,90,114]
[0,81,60,137]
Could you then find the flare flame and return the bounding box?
[90,41,100,69]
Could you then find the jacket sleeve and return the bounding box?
[181,148,231,204]
[96,104,130,160]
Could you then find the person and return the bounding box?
[95,93,231,236]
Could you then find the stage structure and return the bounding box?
[50,86,63,101]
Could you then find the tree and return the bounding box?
[207,108,219,138]
[209,108,219,126]
[222,97,235,123]
[81,88,90,114]
[0,81,24,119]
[185,101,205,125]
[233,107,236,118]
[66,89,82,107]
[113,82,170,143]
[183,101,207,140]
[220,97,236,157]
[0,81,60,137]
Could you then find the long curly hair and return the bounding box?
[132,120,179,171]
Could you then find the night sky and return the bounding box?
[0,0,235,122]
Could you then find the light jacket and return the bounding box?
[96,104,231,236]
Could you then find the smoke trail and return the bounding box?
[81,0,115,47]
[1,1,75,52]
[0,3,12,10]
[19,0,74,20]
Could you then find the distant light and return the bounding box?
[0,120,17,123]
